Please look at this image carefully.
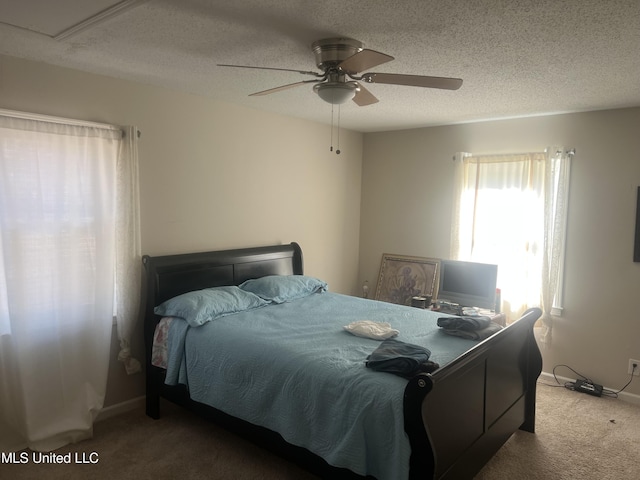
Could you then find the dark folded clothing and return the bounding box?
[366,338,439,379]
[437,315,492,331]
[440,322,503,340]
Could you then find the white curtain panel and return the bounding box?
[116,126,142,375]
[449,152,469,262]
[539,147,572,344]
[0,113,122,451]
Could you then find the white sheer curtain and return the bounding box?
[539,147,572,344]
[0,111,140,451]
[450,148,572,341]
[116,127,142,375]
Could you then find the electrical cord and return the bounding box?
[536,364,576,388]
[537,363,637,398]
[606,363,637,397]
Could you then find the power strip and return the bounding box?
[574,379,603,397]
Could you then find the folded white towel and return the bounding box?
[343,320,399,340]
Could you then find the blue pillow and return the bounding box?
[154,286,269,327]
[239,275,327,304]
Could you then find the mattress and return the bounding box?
[159,292,478,480]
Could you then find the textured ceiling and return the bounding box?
[1,0,639,132]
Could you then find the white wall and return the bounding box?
[360,108,640,397]
[0,54,363,406]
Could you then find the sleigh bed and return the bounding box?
[143,242,542,480]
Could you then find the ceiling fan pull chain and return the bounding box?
[330,104,334,152]
[336,104,341,154]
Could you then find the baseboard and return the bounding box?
[539,372,640,406]
[96,395,145,422]
[617,390,640,405]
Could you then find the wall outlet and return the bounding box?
[628,359,640,376]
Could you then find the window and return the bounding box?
[451,148,573,342]
[0,110,140,450]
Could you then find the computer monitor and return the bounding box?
[438,259,498,310]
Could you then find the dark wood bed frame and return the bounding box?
[143,242,543,480]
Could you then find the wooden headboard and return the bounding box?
[142,242,303,366]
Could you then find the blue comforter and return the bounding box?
[165,292,477,480]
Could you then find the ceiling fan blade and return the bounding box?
[218,64,322,77]
[338,49,394,73]
[249,79,321,96]
[362,73,463,90]
[352,83,379,106]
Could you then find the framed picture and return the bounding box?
[375,254,440,306]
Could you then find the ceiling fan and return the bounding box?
[218,37,463,106]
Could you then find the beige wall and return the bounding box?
[0,54,363,407]
[360,108,640,397]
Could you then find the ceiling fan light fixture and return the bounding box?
[221,37,464,106]
[313,82,359,104]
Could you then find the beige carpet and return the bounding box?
[476,383,640,479]
[2,382,639,480]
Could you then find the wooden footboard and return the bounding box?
[403,307,542,480]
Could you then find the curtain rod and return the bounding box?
[0,108,120,131]
[123,130,142,139]
[452,151,543,161]
[0,108,141,138]
[452,148,576,161]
